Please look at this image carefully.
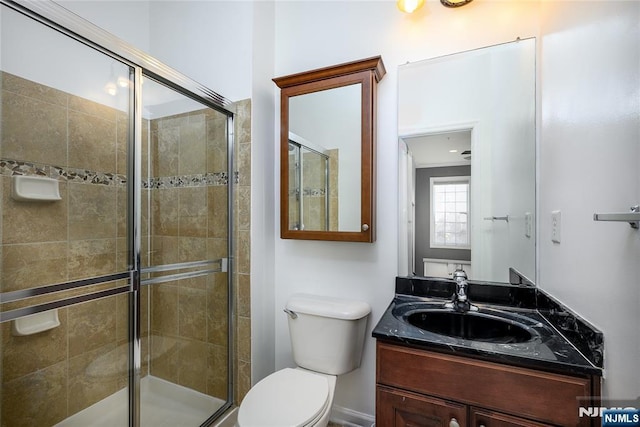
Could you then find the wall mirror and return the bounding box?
[274,56,386,242]
[397,39,536,284]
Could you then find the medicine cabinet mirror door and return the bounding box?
[274,56,386,243]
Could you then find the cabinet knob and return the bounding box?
[362,224,369,231]
[449,418,460,427]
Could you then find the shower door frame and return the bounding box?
[0,1,236,426]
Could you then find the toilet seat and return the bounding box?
[237,368,331,427]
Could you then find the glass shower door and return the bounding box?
[139,77,231,426]
[0,4,133,426]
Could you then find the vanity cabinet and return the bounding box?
[376,342,601,427]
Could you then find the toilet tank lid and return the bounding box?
[286,294,371,320]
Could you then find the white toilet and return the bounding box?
[237,294,371,427]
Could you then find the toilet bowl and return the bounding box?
[237,368,336,427]
[237,294,370,427]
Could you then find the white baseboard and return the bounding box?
[330,405,375,427]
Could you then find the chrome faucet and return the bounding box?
[444,268,478,312]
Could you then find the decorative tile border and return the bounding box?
[144,172,228,189]
[1,158,229,189]
[288,188,327,197]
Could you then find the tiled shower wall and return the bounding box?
[146,105,230,399]
[0,71,133,426]
[234,99,252,404]
[0,72,252,424]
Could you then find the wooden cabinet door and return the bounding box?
[470,407,553,427]
[377,386,467,427]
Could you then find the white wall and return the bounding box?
[57,0,253,101]
[538,0,640,399]
[273,0,542,417]
[55,0,151,51]
[249,0,277,390]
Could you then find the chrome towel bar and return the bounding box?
[483,215,509,222]
[593,205,640,229]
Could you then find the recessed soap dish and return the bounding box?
[11,175,61,201]
[12,310,60,336]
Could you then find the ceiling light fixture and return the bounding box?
[440,0,474,7]
[397,0,425,14]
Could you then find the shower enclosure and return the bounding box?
[0,2,235,426]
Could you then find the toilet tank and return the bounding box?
[285,294,371,376]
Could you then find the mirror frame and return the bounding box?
[273,56,386,242]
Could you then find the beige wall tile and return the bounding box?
[1,72,68,108]
[237,230,250,275]
[236,359,251,404]
[206,113,228,173]
[207,343,228,400]
[151,284,178,337]
[1,361,67,427]
[207,276,228,347]
[149,334,179,383]
[238,143,251,187]
[178,286,206,341]
[237,186,251,231]
[68,297,117,357]
[68,93,117,122]
[1,241,68,292]
[207,238,228,259]
[178,236,206,263]
[207,186,228,239]
[116,112,129,177]
[68,343,120,414]
[235,99,251,145]
[1,89,67,166]
[68,239,117,280]
[68,110,117,172]
[116,293,129,345]
[177,339,208,393]
[179,186,208,238]
[179,120,206,175]
[237,274,251,319]
[237,316,251,363]
[151,188,180,237]
[69,183,117,240]
[154,126,179,177]
[150,236,180,266]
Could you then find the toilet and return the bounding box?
[237,294,371,427]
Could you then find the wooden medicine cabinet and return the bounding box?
[273,56,386,242]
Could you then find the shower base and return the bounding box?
[56,375,225,427]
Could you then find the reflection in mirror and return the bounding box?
[288,134,331,231]
[398,38,536,284]
[288,84,361,232]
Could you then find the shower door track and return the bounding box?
[0,2,237,426]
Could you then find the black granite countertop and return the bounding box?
[372,276,604,377]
